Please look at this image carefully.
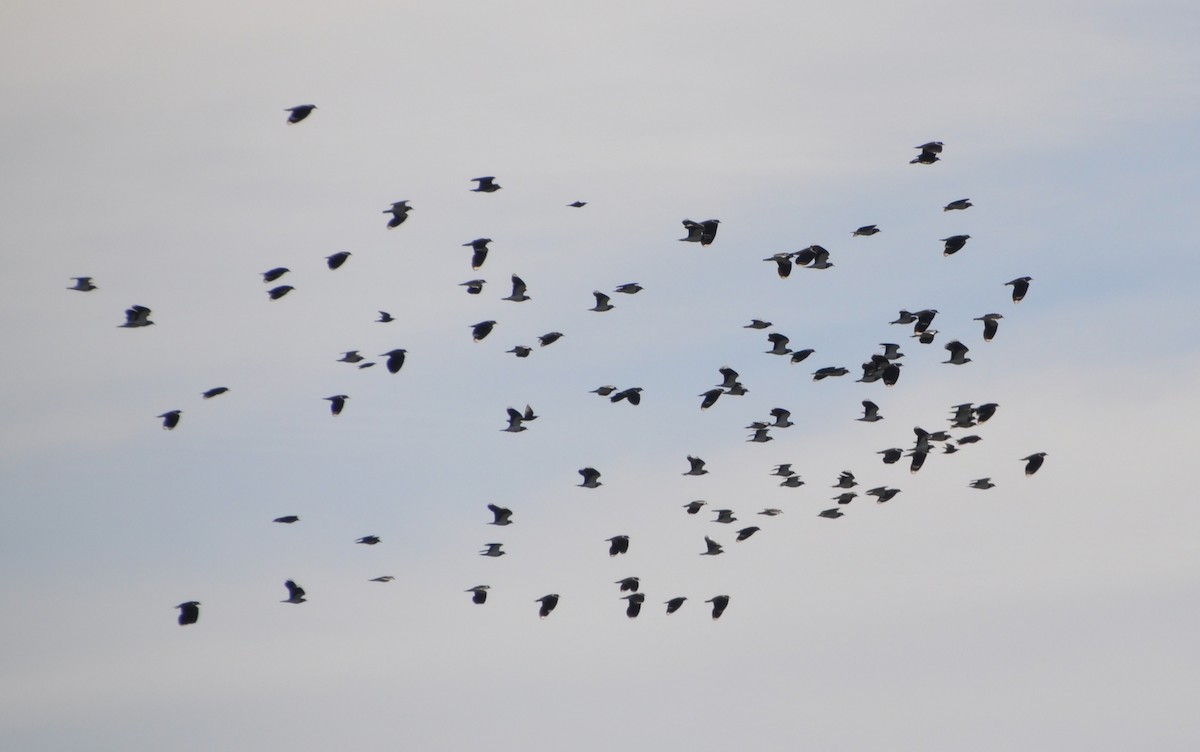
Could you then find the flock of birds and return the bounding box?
[69,107,1048,627]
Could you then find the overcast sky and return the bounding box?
[2,1,1198,750]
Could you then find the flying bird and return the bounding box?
[536,594,559,619]
[880,343,905,360]
[683,500,707,515]
[713,509,737,524]
[503,275,530,302]
[614,283,643,294]
[261,267,289,283]
[471,176,501,192]
[911,141,942,164]
[267,285,294,300]
[759,508,783,516]
[507,346,532,358]
[487,504,513,526]
[567,201,587,208]
[780,476,805,488]
[771,464,795,477]
[503,405,537,433]
[699,388,723,410]
[944,198,973,211]
[878,448,903,464]
[833,471,857,489]
[460,279,486,295]
[943,340,972,365]
[975,313,1003,341]
[747,426,773,443]
[119,305,154,328]
[853,225,880,236]
[324,395,348,415]
[684,456,708,476]
[578,467,602,488]
[176,601,200,626]
[610,387,643,405]
[744,319,773,329]
[479,543,506,558]
[680,219,720,245]
[466,585,490,604]
[706,595,730,620]
[867,486,901,503]
[812,367,849,381]
[591,385,617,397]
[338,350,364,363]
[369,576,394,583]
[157,410,181,430]
[1022,452,1047,476]
[200,387,229,400]
[606,535,630,557]
[68,277,97,291]
[975,403,999,423]
[383,201,412,228]
[538,332,563,347]
[913,309,938,333]
[665,597,687,614]
[326,251,351,270]
[735,526,760,541]
[969,478,995,490]
[590,291,614,312]
[463,239,492,269]
[766,332,791,355]
[621,593,645,618]
[1006,276,1033,303]
[790,349,815,364]
[858,400,883,422]
[282,580,307,604]
[941,235,971,256]
[355,536,381,545]
[284,104,316,124]
[616,577,640,593]
[381,349,407,373]
[795,245,833,269]
[471,320,496,341]
[701,536,724,555]
[764,253,793,278]
[833,492,857,505]
[768,407,793,428]
[818,508,845,519]
[273,516,300,524]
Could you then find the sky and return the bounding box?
[2,1,1199,750]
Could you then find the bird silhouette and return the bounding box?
[284,105,316,124]
[176,601,200,626]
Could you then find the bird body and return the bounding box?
[622,593,645,618]
[262,267,289,283]
[383,201,412,228]
[590,291,614,312]
[471,176,501,192]
[975,313,1003,341]
[503,275,530,302]
[1022,453,1047,476]
[285,105,316,124]
[282,580,306,603]
[326,251,351,270]
[176,601,200,626]
[480,543,506,557]
[859,400,883,422]
[119,305,154,328]
[536,594,559,618]
[665,597,687,614]
[487,504,513,526]
[471,320,496,342]
[324,395,348,415]
[853,225,880,236]
[202,387,229,399]
[606,535,630,557]
[68,276,97,291]
[273,515,300,524]
[684,500,707,515]
[467,586,490,604]
[941,235,971,256]
[267,285,294,300]
[1006,276,1033,303]
[610,387,643,405]
[701,536,724,555]
[157,410,181,430]
[356,536,381,545]
[684,456,708,476]
[944,198,972,211]
[578,467,602,488]
[680,219,720,245]
[381,349,407,374]
[943,340,972,365]
[706,595,730,620]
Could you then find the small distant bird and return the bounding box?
[381,349,407,374]
[460,279,486,295]
[176,601,200,626]
[958,435,982,445]
[536,594,559,619]
[882,362,902,386]
[759,508,783,516]
[699,388,723,410]
[592,385,617,397]
[772,464,795,477]
[944,198,972,211]
[795,245,833,269]
[383,201,412,228]
[950,403,977,428]
[119,305,154,328]
[538,332,563,347]
[684,456,708,476]
[744,319,773,329]
[508,346,531,358]
[471,176,501,193]
[766,332,791,355]
[853,225,880,236]
[282,580,307,603]
[262,268,290,284]
[665,597,687,614]
[680,219,720,245]
[503,275,530,302]
[503,405,537,433]
[764,252,793,278]
[201,387,229,400]
[867,486,901,503]
[1022,452,1047,476]
[975,313,1003,341]
[735,526,760,541]
[356,535,381,545]
[713,509,737,524]
[969,478,995,490]
[616,577,640,593]
[622,593,645,618]
[157,410,181,430]
[943,340,972,365]
[891,310,918,325]
[610,387,643,405]
[747,426,773,443]
[975,403,999,423]
[1006,276,1033,303]
[578,467,602,488]
[326,251,351,270]
[880,343,905,360]
[818,508,845,519]
[68,277,97,291]
[590,291,614,312]
[369,576,394,583]
[284,105,316,124]
[909,451,928,473]
[606,535,630,557]
[833,492,857,505]
[790,349,815,364]
[914,309,939,333]
[273,515,299,524]
[812,367,849,381]
[567,201,587,208]
[471,320,496,341]
[487,504,513,526]
[463,239,492,270]
[878,448,903,464]
[324,395,348,415]
[683,500,707,515]
[833,471,857,489]
[466,585,490,604]
[377,311,394,323]
[858,400,883,422]
[913,329,938,344]
[701,536,724,555]
[706,595,730,620]
[911,141,943,164]
[614,283,642,294]
[941,235,971,256]
[780,476,805,488]
[480,543,506,557]
[267,285,294,300]
[338,350,364,363]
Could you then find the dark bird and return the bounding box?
[282,580,307,604]
[487,504,513,526]
[699,388,724,410]
[790,348,815,364]
[460,279,486,295]
[119,305,154,328]
[975,403,999,423]
[958,435,982,445]
[381,349,407,374]
[701,536,724,555]
[794,245,834,269]
[913,329,938,344]
[867,486,901,503]
[943,340,972,365]
[606,535,630,557]
[622,593,645,618]
[680,219,720,245]
[538,332,563,347]
[324,395,348,415]
[568,201,587,208]
[68,276,97,291]
[772,463,795,477]
[614,283,643,294]
[665,597,687,614]
[683,500,707,515]
[853,225,880,236]
[818,508,845,519]
[911,141,943,164]
[858,400,883,422]
[812,367,849,381]
[326,251,351,270]
[176,601,200,626]
[908,451,928,473]
[944,198,973,211]
[882,362,902,386]
[463,238,492,269]
[502,405,537,433]
[610,387,643,405]
[713,509,737,524]
[744,319,773,329]
[383,200,412,228]
[941,235,971,256]
[508,346,532,358]
[262,267,289,283]
[369,576,394,583]
[480,543,506,558]
[891,310,918,325]
[764,252,793,278]
[471,176,501,193]
[202,387,229,399]
[684,456,708,476]
[466,585,490,604]
[736,526,760,541]
[975,313,1003,341]
[1022,452,1047,476]
[503,275,530,302]
[284,105,316,124]
[769,408,793,428]
[578,467,602,488]
[950,403,977,428]
[914,309,938,333]
[356,535,381,545]
[747,426,773,443]
[833,492,857,505]
[616,577,640,593]
[880,343,905,360]
[759,508,783,516]
[376,311,394,323]
[273,515,300,524]
[833,471,857,489]
[1006,276,1033,303]
[536,594,559,619]
[592,385,617,396]
[338,350,364,363]
[590,291,614,312]
[766,332,792,355]
[878,448,903,464]
[157,410,181,430]
[969,478,995,490]
[780,476,805,488]
[716,366,741,389]
[706,595,730,620]
[267,285,294,300]
[471,320,497,342]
